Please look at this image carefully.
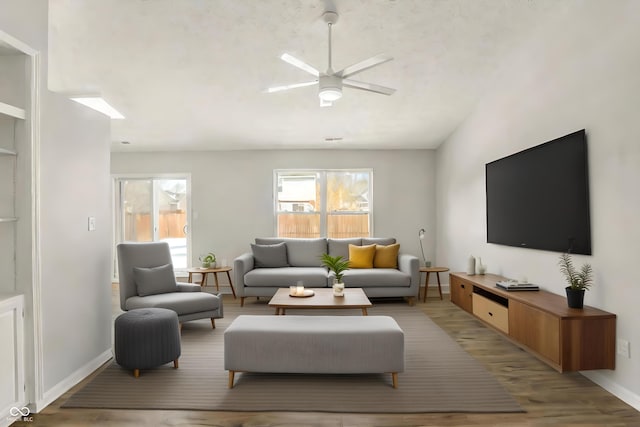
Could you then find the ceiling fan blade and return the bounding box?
[265,80,318,93]
[280,53,320,77]
[337,54,393,78]
[343,79,396,96]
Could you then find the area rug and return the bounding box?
[63,302,523,413]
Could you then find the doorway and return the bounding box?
[113,176,191,276]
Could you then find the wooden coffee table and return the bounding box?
[268,288,372,315]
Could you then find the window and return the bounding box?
[275,169,372,238]
[113,176,190,275]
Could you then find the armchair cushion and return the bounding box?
[176,282,201,292]
[125,292,220,315]
[251,242,289,268]
[133,263,178,296]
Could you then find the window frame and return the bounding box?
[273,168,373,238]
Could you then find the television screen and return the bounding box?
[485,129,591,255]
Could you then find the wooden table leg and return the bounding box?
[188,272,193,283]
[212,272,220,292]
[362,307,368,316]
[225,270,237,298]
[436,272,443,300]
[423,272,431,303]
[200,273,208,287]
[228,371,235,388]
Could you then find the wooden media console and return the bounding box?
[450,272,616,372]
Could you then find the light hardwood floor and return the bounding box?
[23,286,640,427]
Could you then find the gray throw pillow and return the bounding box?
[251,242,289,268]
[133,263,178,296]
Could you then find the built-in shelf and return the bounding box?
[0,101,25,120]
[0,217,18,222]
[0,147,17,156]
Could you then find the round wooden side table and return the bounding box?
[419,267,449,302]
[187,266,236,299]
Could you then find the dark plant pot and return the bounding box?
[565,287,585,309]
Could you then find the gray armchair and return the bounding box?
[117,241,223,328]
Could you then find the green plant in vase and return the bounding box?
[199,252,216,268]
[320,253,350,296]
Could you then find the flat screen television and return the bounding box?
[485,129,591,255]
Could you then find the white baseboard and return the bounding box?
[581,371,640,411]
[35,348,113,412]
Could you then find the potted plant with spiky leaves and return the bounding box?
[320,253,350,297]
[558,252,593,308]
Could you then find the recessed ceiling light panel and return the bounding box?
[70,96,125,119]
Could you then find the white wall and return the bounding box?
[436,1,640,408]
[39,96,112,393]
[0,0,113,410]
[111,149,436,272]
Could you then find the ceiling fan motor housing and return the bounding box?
[318,74,343,101]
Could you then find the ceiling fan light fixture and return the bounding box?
[318,74,342,102]
[319,87,342,101]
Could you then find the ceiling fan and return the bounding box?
[266,8,396,107]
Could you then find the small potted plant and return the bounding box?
[199,252,216,269]
[320,253,350,297]
[558,252,593,308]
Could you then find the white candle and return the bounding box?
[296,285,304,295]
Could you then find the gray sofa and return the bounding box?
[233,237,420,306]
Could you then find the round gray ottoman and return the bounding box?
[114,308,181,377]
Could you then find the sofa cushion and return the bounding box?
[348,244,376,268]
[256,238,327,267]
[374,243,400,268]
[328,238,362,259]
[244,267,329,288]
[362,237,396,246]
[343,269,411,288]
[251,242,289,268]
[133,263,178,296]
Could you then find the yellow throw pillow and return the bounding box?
[348,244,376,268]
[374,243,400,268]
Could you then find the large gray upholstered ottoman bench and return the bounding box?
[224,315,404,388]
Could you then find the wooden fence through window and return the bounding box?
[125,210,186,241]
[277,213,369,238]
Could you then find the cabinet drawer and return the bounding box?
[450,275,473,313]
[472,293,509,334]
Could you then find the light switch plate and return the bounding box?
[88,216,96,231]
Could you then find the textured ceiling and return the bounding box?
[47,0,565,152]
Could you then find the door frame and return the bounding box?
[111,173,192,280]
